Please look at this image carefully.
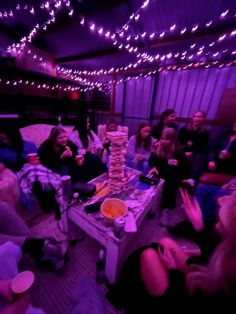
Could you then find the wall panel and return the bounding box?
[114,66,236,135]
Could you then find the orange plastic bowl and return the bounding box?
[101,198,127,220]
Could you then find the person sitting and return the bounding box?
[178,111,209,185]
[38,126,79,181]
[126,121,155,173]
[0,201,67,270]
[151,109,177,140]
[0,125,37,172]
[70,113,103,156]
[208,121,236,175]
[149,128,188,226]
[100,119,119,165]
[195,178,236,225]
[0,201,67,313]
[39,126,106,183]
[107,190,236,313]
[167,177,236,240]
[101,118,118,153]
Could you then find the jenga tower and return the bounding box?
[106,131,128,194]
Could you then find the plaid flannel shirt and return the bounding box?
[17,163,62,199]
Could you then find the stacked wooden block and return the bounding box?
[106,131,128,194]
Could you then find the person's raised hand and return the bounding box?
[180,188,204,232]
[158,246,177,270]
[60,149,72,159]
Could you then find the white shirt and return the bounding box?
[69,130,103,155]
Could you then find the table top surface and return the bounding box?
[69,168,163,241]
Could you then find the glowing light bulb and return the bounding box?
[220,9,229,18]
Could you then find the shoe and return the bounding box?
[160,209,171,227]
[41,238,68,271]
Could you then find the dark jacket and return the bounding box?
[151,122,178,140]
[0,140,37,171]
[149,149,188,181]
[216,135,236,175]
[38,139,78,174]
[178,127,209,154]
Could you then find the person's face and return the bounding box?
[56,132,68,146]
[0,133,11,146]
[107,123,118,132]
[161,136,172,148]
[192,111,205,126]
[165,113,176,124]
[215,195,231,238]
[140,126,151,139]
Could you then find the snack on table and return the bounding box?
[96,186,110,197]
[101,198,127,219]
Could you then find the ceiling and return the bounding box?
[0,0,236,73]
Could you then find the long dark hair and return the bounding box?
[0,125,24,170]
[0,125,24,152]
[48,126,67,145]
[74,113,94,148]
[159,109,176,128]
[136,121,152,151]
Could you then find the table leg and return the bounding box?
[105,238,120,283]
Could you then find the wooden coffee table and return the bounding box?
[68,168,164,283]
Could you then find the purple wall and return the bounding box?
[115,66,236,134]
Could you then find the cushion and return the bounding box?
[20,124,73,148]
[199,172,235,186]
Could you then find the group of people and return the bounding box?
[0,110,236,313]
[0,109,235,221]
[107,189,236,312]
[126,109,236,224]
[0,114,108,184]
[105,109,236,313]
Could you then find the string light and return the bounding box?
[114,60,236,83]
[57,43,236,79]
[119,0,151,34]
[8,2,234,75]
[0,77,83,92]
[116,9,236,42]
[2,0,236,92]
[0,4,35,19]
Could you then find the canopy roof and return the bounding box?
[0,0,235,74]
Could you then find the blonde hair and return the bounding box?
[155,127,176,159]
[186,191,236,295]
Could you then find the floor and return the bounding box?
[23,202,199,314]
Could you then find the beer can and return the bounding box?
[61,175,72,201]
[113,216,125,238]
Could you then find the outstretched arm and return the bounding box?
[180,188,204,232]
